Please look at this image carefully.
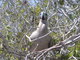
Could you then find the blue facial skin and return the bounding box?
[40,12,48,20]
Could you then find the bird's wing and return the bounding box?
[48,36,53,48]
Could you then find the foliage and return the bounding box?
[0,0,80,60]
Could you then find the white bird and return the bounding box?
[29,12,52,51]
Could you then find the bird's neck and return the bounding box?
[37,19,48,32]
[38,19,47,27]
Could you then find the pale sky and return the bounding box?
[0,0,37,7]
[29,0,38,6]
[0,1,2,7]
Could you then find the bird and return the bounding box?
[29,12,52,51]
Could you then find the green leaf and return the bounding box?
[6,26,11,29]
[35,6,41,15]
[59,0,64,5]
[68,51,73,57]
[20,9,25,13]
[3,2,8,8]
[6,10,13,15]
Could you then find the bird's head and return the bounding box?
[40,12,48,20]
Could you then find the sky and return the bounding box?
[0,1,2,7]
[0,0,37,7]
[29,0,38,6]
